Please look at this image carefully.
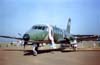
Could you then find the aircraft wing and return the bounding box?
[0,35,99,44]
[75,35,100,42]
[0,35,51,44]
[73,35,95,37]
[0,35,23,40]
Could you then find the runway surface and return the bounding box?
[0,48,100,65]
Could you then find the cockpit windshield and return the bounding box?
[32,25,48,30]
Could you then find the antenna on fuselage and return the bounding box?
[66,17,71,34]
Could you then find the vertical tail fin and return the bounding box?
[66,17,71,34]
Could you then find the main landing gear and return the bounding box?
[71,44,77,51]
[60,43,77,52]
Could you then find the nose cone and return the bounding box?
[23,34,30,41]
[28,30,48,41]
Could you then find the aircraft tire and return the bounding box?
[33,50,38,56]
[72,45,77,51]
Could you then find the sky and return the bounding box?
[0,0,100,42]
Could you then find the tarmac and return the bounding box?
[0,47,100,65]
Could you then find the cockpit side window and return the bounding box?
[38,26,42,29]
[32,26,38,29]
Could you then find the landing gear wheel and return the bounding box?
[33,50,37,56]
[71,45,77,51]
[60,44,66,52]
[60,48,66,52]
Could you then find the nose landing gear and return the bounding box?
[32,43,39,56]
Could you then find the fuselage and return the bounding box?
[23,24,68,43]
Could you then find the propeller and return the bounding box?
[23,34,30,48]
[0,34,30,49]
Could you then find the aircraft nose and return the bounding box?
[23,34,30,41]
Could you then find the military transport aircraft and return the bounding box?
[0,18,99,56]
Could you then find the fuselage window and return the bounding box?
[44,26,48,31]
[42,27,45,30]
